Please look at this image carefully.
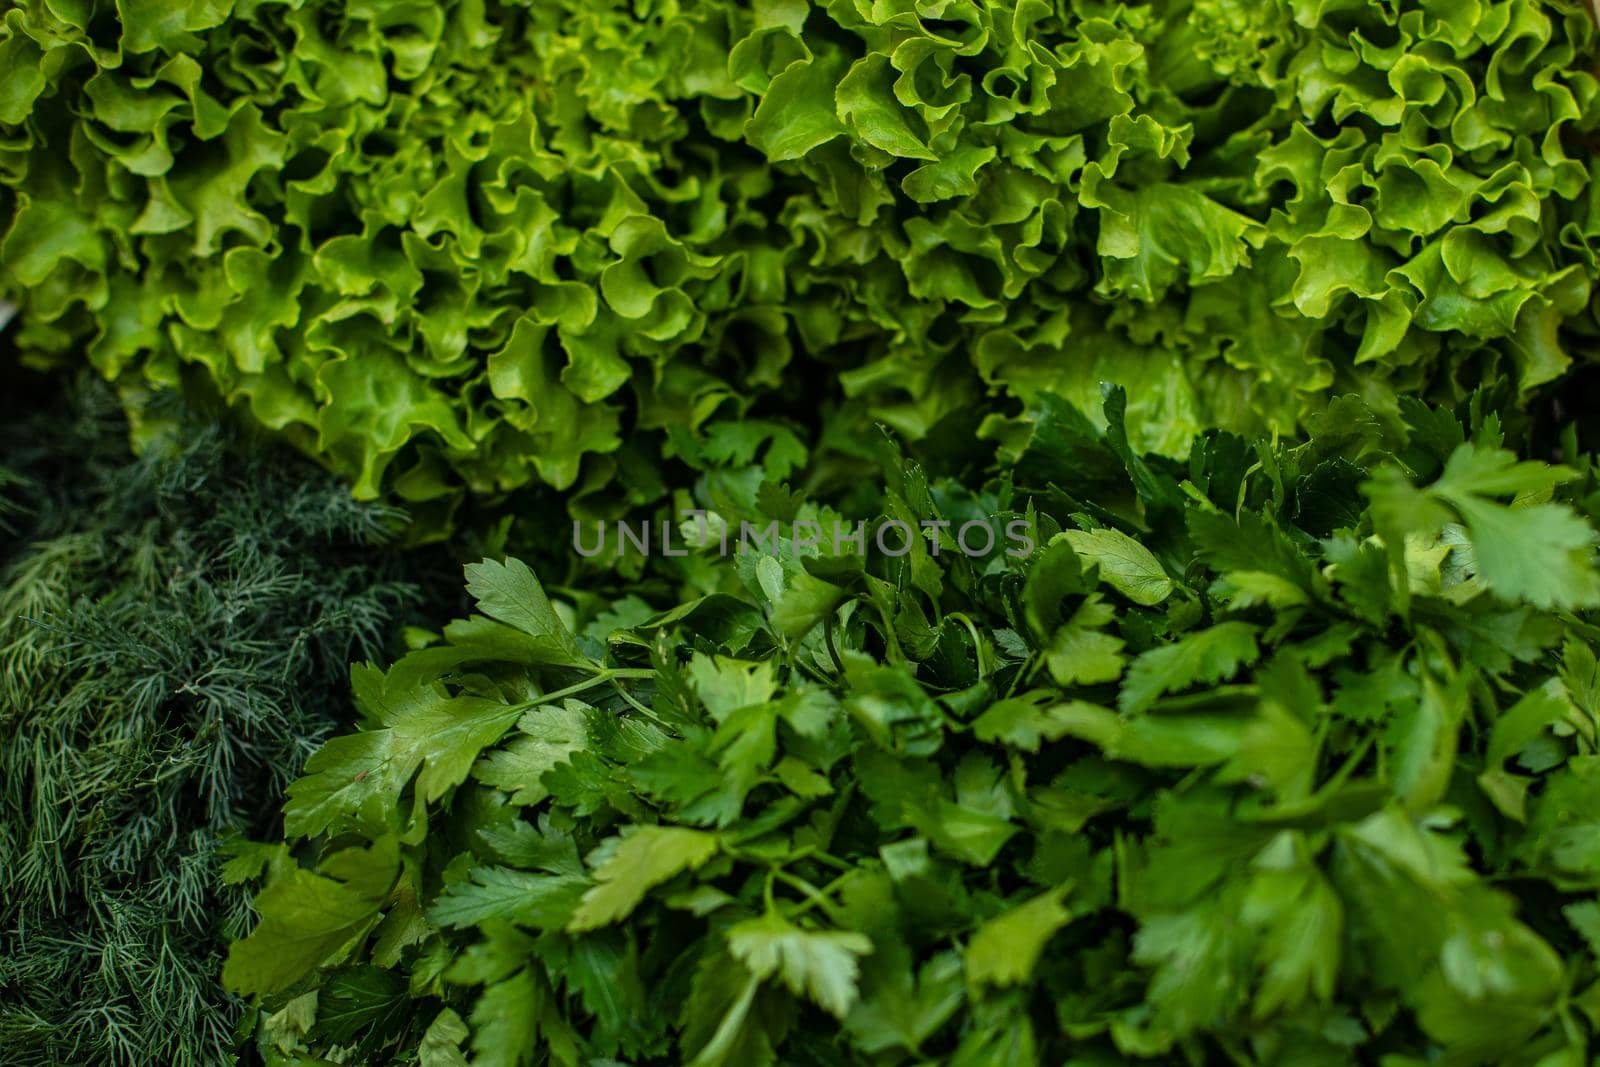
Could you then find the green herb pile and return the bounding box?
[0,380,422,1066]
[221,390,1600,1066]
[3,1,1598,532]
[3,1,1600,1065]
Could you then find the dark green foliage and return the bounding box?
[226,389,1600,1066]
[0,379,421,1066]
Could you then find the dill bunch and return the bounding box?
[0,377,423,1066]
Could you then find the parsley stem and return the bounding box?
[804,849,854,873]
[999,653,1034,699]
[519,668,654,710]
[948,612,989,678]
[773,868,846,921]
[823,613,845,675]
[793,657,832,686]
[608,677,663,722]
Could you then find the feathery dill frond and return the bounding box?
[0,375,428,1066]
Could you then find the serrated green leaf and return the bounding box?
[472,699,591,806]
[1120,623,1262,713]
[965,886,1073,989]
[568,826,721,932]
[430,868,588,930]
[727,912,873,1018]
[419,1008,472,1067]
[1060,528,1174,606]
[224,839,397,996]
[463,557,590,668]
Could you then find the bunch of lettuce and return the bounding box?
[0,378,425,1067]
[226,389,1600,1066]
[3,0,1597,535]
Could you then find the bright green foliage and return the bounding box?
[227,388,1600,1066]
[0,379,422,1066]
[2,1,1598,533]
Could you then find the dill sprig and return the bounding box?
[0,377,423,1066]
